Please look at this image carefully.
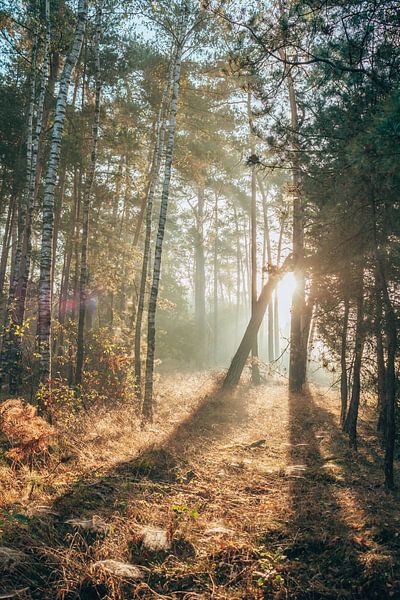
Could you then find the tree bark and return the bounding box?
[134,63,172,395]
[223,257,293,388]
[247,89,260,384]
[375,282,387,437]
[38,0,87,386]
[280,51,306,392]
[194,186,206,368]
[75,4,102,388]
[258,173,274,362]
[340,295,350,427]
[344,269,364,449]
[213,192,219,364]
[143,14,188,419]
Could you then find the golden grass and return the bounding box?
[1,374,400,599]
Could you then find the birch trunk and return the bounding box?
[9,1,51,393]
[142,15,188,419]
[75,4,102,388]
[134,63,172,395]
[0,32,37,391]
[38,0,88,386]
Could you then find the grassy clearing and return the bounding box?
[1,374,399,599]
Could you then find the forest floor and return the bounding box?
[1,372,400,599]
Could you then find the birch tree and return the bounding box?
[142,6,190,419]
[8,0,51,394]
[38,0,88,386]
[134,56,173,396]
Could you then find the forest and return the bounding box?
[0,0,399,598]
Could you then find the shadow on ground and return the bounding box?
[274,387,400,600]
[1,386,249,599]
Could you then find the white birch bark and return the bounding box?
[134,53,174,396]
[142,10,189,419]
[38,0,88,385]
[8,0,52,393]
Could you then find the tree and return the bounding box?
[75,2,102,388]
[38,0,88,387]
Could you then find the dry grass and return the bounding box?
[1,373,400,599]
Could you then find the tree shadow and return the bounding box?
[282,387,400,599]
[1,385,248,598]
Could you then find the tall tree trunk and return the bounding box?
[258,174,274,362]
[1,32,38,391]
[75,4,102,388]
[375,282,387,437]
[344,269,364,449]
[247,89,260,384]
[283,57,306,392]
[38,0,87,387]
[274,214,285,358]
[382,279,396,490]
[223,257,292,388]
[0,197,15,301]
[233,203,241,344]
[340,294,350,427]
[142,16,187,420]
[194,186,206,368]
[213,192,219,364]
[134,63,172,395]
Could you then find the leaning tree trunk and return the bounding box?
[75,4,102,389]
[223,257,293,388]
[134,61,172,396]
[38,0,87,387]
[142,18,187,420]
[344,269,364,449]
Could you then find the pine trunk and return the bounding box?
[75,5,102,388]
[194,186,206,368]
[340,295,350,427]
[344,270,364,449]
[247,90,260,384]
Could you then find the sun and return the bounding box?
[279,272,297,302]
[276,272,298,328]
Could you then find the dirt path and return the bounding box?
[1,380,400,599]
